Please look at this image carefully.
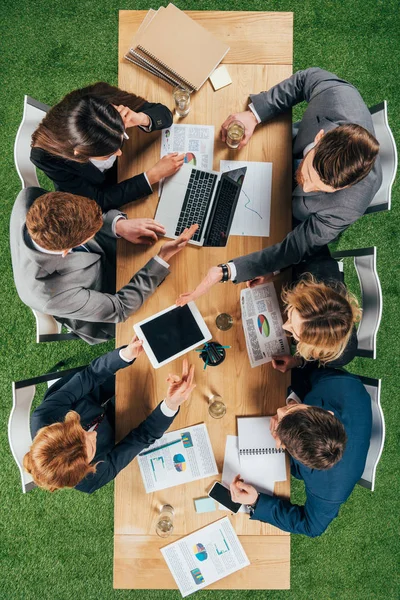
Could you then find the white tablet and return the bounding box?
[133,302,212,369]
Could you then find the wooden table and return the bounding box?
[115,10,293,591]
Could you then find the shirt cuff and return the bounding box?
[286,391,302,405]
[248,103,261,124]
[160,400,178,417]
[119,348,134,363]
[154,254,170,269]
[138,119,153,132]
[112,214,127,237]
[143,172,153,193]
[228,261,237,281]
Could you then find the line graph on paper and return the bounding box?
[220,160,272,237]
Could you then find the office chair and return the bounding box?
[8,365,86,493]
[357,376,385,491]
[366,101,397,214]
[332,247,382,359]
[14,95,50,188]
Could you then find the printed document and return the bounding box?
[161,124,215,170]
[240,282,290,368]
[220,160,272,237]
[137,423,218,492]
[161,517,250,596]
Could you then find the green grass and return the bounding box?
[0,1,399,599]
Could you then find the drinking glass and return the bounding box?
[208,395,227,419]
[216,313,233,331]
[173,86,191,117]
[226,120,245,149]
[156,504,174,538]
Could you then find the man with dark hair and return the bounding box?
[230,367,372,537]
[10,188,197,344]
[175,68,383,303]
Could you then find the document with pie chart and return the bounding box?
[240,282,290,368]
[137,423,218,492]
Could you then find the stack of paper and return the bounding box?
[125,3,230,92]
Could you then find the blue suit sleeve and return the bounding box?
[251,490,342,537]
[79,403,178,493]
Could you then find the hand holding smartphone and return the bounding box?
[208,481,242,513]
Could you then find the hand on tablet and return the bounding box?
[176,265,223,306]
[165,358,196,411]
[158,224,199,262]
[120,335,144,361]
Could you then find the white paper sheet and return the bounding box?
[137,423,218,492]
[220,160,272,237]
[240,282,290,368]
[237,417,286,483]
[161,124,215,170]
[161,517,250,596]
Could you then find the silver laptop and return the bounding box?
[155,164,247,247]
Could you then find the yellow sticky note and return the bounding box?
[209,65,232,91]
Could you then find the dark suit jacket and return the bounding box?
[292,246,358,367]
[30,101,173,211]
[31,348,178,494]
[251,367,372,537]
[10,187,170,344]
[232,68,382,282]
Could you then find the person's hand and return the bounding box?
[147,153,185,185]
[220,110,258,150]
[230,475,258,505]
[271,354,303,373]
[112,104,151,129]
[176,265,224,306]
[120,335,144,361]
[246,273,275,288]
[158,224,198,262]
[165,358,196,411]
[115,218,166,245]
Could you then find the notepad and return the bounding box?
[237,416,287,483]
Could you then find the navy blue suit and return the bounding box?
[251,368,372,537]
[31,348,178,494]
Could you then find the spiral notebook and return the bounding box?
[127,3,230,91]
[237,416,286,483]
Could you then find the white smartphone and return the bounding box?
[208,482,242,513]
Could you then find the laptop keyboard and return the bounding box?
[205,178,238,246]
[175,170,217,242]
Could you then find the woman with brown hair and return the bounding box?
[24,339,195,493]
[31,82,183,214]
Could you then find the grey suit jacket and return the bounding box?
[10,187,170,344]
[232,68,383,282]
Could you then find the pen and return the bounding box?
[139,438,181,457]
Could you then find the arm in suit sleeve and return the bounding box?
[139,101,173,131]
[231,209,361,282]
[44,257,170,323]
[79,403,178,493]
[250,67,345,123]
[31,348,133,432]
[251,489,342,537]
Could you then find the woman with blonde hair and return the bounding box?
[31,82,184,222]
[24,339,195,493]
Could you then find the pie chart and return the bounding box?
[184,152,197,165]
[173,453,187,472]
[257,314,270,337]
[193,543,208,561]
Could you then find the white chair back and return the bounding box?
[367,101,397,213]
[332,247,382,359]
[14,95,49,189]
[357,376,385,491]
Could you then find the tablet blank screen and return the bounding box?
[140,305,204,363]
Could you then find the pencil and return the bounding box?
[139,438,181,457]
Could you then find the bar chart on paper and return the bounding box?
[220,160,272,237]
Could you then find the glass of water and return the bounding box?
[226,120,245,149]
[208,395,227,419]
[156,504,174,538]
[216,313,233,331]
[173,86,191,117]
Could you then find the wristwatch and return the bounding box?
[247,493,260,516]
[218,263,231,283]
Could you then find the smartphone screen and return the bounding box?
[208,482,242,513]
